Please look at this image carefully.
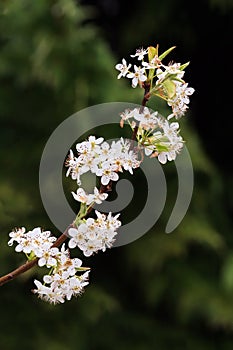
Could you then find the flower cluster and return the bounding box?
[66,136,141,186]
[8,227,90,304]
[68,210,121,257]
[120,106,183,164]
[8,227,57,262]
[115,45,194,118]
[167,82,194,119]
[33,245,89,304]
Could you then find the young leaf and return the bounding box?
[148,45,158,61]
[180,61,190,70]
[148,46,159,82]
[159,46,176,61]
[162,79,176,99]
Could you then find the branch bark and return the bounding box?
[0,225,72,287]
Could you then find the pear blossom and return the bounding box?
[37,247,60,267]
[72,186,108,205]
[142,55,162,69]
[115,58,132,79]
[65,150,76,177]
[90,187,108,204]
[127,65,147,88]
[119,108,141,127]
[8,227,26,246]
[72,187,89,203]
[76,135,104,154]
[96,163,119,185]
[133,107,158,130]
[33,280,65,304]
[156,63,185,83]
[130,47,148,60]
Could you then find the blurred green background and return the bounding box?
[0,0,233,349]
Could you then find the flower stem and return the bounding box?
[131,81,150,146]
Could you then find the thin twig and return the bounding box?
[0,225,73,286]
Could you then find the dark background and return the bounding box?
[0,0,233,349]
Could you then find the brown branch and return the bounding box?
[52,224,73,248]
[0,257,39,287]
[141,82,151,109]
[0,224,73,287]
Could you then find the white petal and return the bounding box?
[101,175,110,185]
[68,238,77,249]
[38,258,46,267]
[68,228,79,237]
[110,172,119,181]
[158,153,167,164]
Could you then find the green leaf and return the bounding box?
[180,61,190,70]
[159,46,176,61]
[156,144,170,152]
[28,251,36,261]
[79,202,87,217]
[162,78,176,99]
[148,45,158,81]
[76,267,91,272]
[148,45,158,61]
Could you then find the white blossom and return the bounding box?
[38,247,60,268]
[68,210,121,257]
[133,107,158,130]
[115,58,132,79]
[8,227,56,257]
[130,47,148,61]
[66,137,140,187]
[115,46,194,119]
[119,107,184,164]
[168,82,195,119]
[142,55,162,69]
[72,186,108,205]
[8,227,26,246]
[126,65,147,88]
[32,243,90,304]
[96,163,119,185]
